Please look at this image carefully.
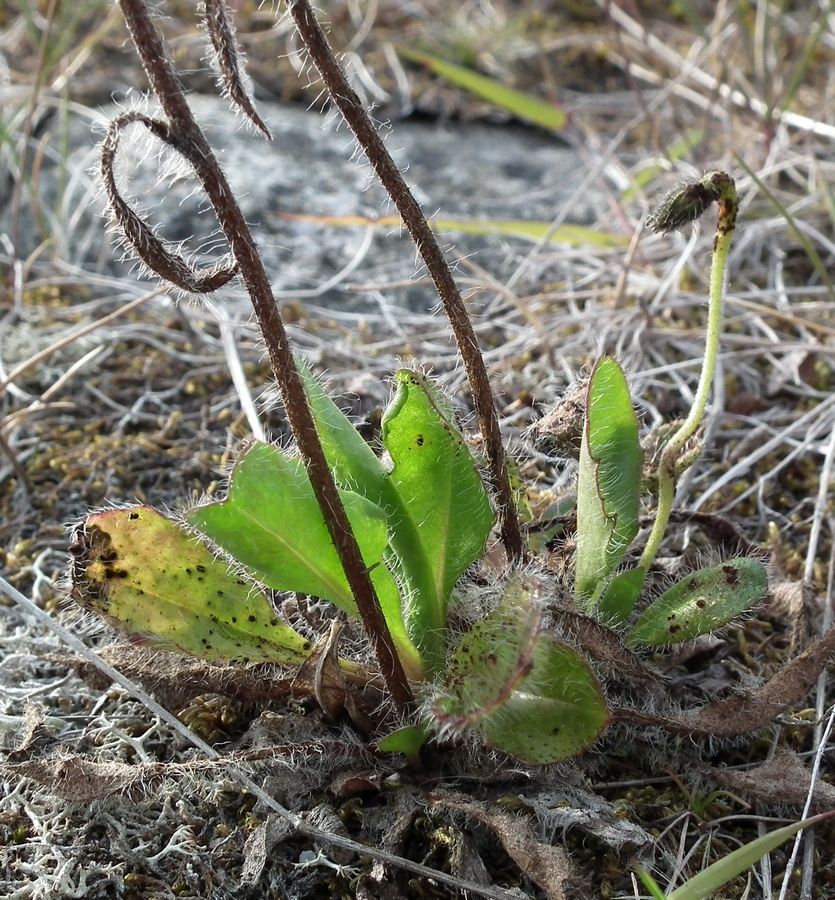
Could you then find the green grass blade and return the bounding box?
[431,217,626,247]
[734,154,835,302]
[624,127,703,200]
[634,868,667,900]
[666,812,835,900]
[397,46,567,131]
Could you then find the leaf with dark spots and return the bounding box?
[433,578,609,764]
[627,558,767,647]
[70,505,312,666]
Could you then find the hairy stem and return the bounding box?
[115,0,413,709]
[287,0,524,563]
[639,172,738,572]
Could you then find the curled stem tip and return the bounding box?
[638,170,738,573]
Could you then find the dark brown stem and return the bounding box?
[115,0,413,710]
[287,0,524,563]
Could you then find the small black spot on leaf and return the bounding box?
[723,565,740,585]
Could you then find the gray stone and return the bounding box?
[33,95,604,313]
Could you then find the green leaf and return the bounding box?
[187,443,386,612]
[186,442,423,678]
[397,47,567,131]
[734,154,835,302]
[627,558,767,647]
[433,579,610,764]
[381,370,495,669]
[664,811,835,900]
[379,722,431,765]
[297,359,391,498]
[71,506,312,665]
[575,357,642,604]
[301,363,492,674]
[596,567,646,628]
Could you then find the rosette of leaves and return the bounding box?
[72,357,769,766]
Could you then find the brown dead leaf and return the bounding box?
[241,818,270,886]
[683,625,835,736]
[40,642,298,705]
[666,509,761,556]
[766,580,816,651]
[726,390,768,416]
[449,829,492,887]
[530,378,588,459]
[242,815,294,886]
[305,803,354,865]
[356,875,402,900]
[294,620,372,730]
[548,604,663,682]
[5,756,167,801]
[328,770,387,798]
[615,626,835,738]
[766,349,820,396]
[693,749,835,812]
[430,790,573,900]
[6,704,60,762]
[798,351,822,387]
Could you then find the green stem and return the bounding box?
[639,172,738,572]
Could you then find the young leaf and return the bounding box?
[575,357,642,604]
[70,506,312,665]
[186,442,424,679]
[626,557,767,647]
[379,722,431,766]
[297,359,391,498]
[381,370,495,669]
[301,363,492,673]
[433,579,610,764]
[596,567,647,628]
